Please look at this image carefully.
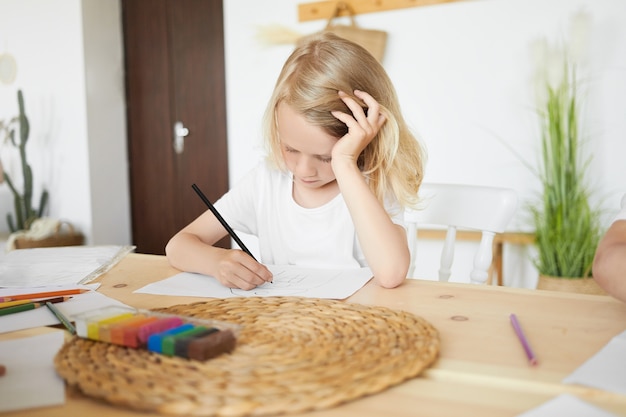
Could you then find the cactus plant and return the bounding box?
[1,90,49,232]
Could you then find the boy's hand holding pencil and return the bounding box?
[191,184,273,290]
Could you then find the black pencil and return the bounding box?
[191,183,257,261]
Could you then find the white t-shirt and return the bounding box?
[214,161,403,268]
[614,206,626,222]
[615,194,626,222]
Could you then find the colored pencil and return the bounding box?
[191,183,257,261]
[0,288,89,302]
[0,296,72,317]
[45,301,76,335]
[0,299,35,309]
[510,313,538,366]
[0,302,46,316]
[0,296,72,309]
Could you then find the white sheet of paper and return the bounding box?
[134,265,373,299]
[0,245,134,287]
[0,331,66,413]
[563,330,626,395]
[0,284,131,334]
[516,394,618,417]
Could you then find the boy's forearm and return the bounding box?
[593,221,626,302]
[165,232,223,277]
[594,248,626,302]
[334,163,410,287]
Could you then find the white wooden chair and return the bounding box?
[405,183,518,284]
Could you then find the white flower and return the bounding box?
[568,9,591,67]
[530,10,591,105]
[545,44,565,91]
[530,37,549,105]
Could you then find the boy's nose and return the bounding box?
[295,156,317,177]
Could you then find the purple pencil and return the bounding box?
[510,313,538,366]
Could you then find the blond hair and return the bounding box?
[262,32,425,209]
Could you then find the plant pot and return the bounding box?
[536,274,606,296]
[14,233,84,249]
[12,221,85,250]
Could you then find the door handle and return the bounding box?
[173,121,189,154]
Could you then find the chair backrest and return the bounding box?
[405,183,518,284]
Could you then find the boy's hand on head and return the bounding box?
[331,90,386,166]
[213,249,273,290]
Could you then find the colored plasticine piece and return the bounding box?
[147,323,194,353]
[88,312,134,341]
[187,329,237,361]
[137,316,185,345]
[109,315,158,347]
[173,328,218,358]
[161,326,211,356]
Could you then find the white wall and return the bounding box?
[1,0,89,235]
[81,0,131,245]
[223,0,626,287]
[0,0,131,246]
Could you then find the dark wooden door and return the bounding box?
[122,0,229,254]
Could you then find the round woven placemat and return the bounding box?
[55,297,439,416]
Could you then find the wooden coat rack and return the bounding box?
[298,0,463,22]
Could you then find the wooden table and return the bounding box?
[6,253,626,417]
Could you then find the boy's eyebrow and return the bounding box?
[283,143,331,159]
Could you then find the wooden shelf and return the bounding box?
[298,0,463,22]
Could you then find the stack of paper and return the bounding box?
[0,331,66,413]
[135,265,373,300]
[0,245,134,287]
[563,330,626,395]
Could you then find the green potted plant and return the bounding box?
[1,89,49,233]
[1,90,84,250]
[529,23,604,294]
